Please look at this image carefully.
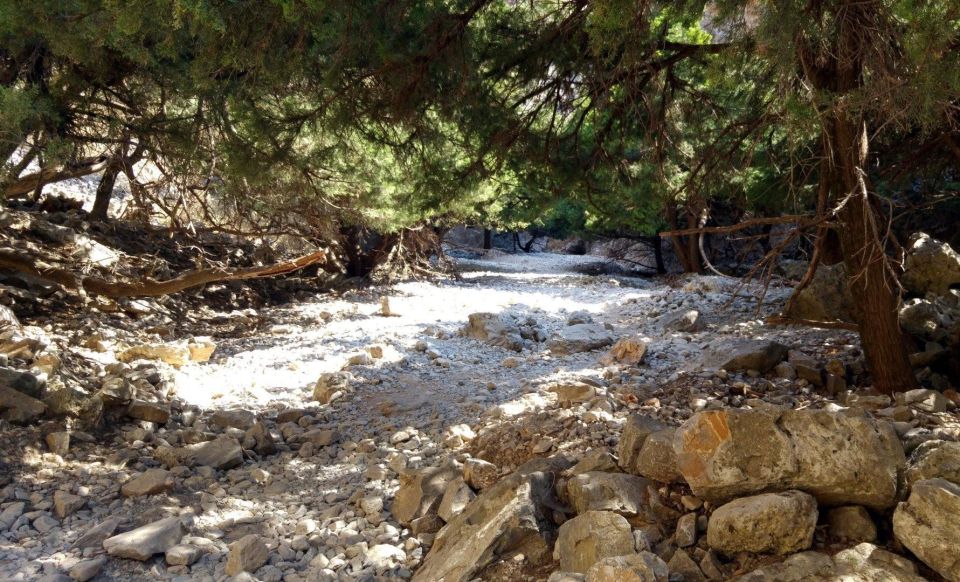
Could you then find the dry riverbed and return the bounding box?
[0,251,955,581]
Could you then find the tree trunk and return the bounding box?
[685,210,703,274]
[798,0,918,394]
[482,228,492,250]
[664,203,701,273]
[0,140,19,171]
[90,164,120,221]
[3,146,37,186]
[652,234,666,274]
[826,115,918,393]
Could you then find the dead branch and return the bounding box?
[0,248,327,298]
[765,314,859,332]
[659,214,819,237]
[4,156,110,198]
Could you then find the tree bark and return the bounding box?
[482,228,492,250]
[89,164,120,221]
[3,146,37,185]
[651,234,666,274]
[798,0,918,393]
[685,210,703,274]
[664,203,701,273]
[826,115,918,393]
[4,156,108,198]
[0,140,19,171]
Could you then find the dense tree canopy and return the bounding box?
[1,0,959,391]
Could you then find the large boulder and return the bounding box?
[893,478,960,581]
[901,233,960,296]
[392,459,461,525]
[702,339,788,373]
[735,543,926,581]
[905,440,960,488]
[190,436,243,469]
[566,472,651,518]
[547,324,615,355]
[899,299,942,338]
[707,490,818,556]
[412,462,565,582]
[784,263,858,323]
[674,408,905,508]
[554,511,635,574]
[463,313,526,352]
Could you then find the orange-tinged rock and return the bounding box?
[674,408,904,509]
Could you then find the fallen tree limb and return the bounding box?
[659,214,818,237]
[766,314,859,332]
[0,248,327,298]
[4,156,109,198]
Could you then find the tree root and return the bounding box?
[369,226,456,283]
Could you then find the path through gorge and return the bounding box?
[0,251,927,581]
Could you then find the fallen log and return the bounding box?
[765,314,859,332]
[4,156,109,198]
[0,248,327,298]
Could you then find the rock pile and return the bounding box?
[409,406,960,581]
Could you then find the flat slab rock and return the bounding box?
[102,516,186,560]
[547,324,614,355]
[413,457,570,582]
[120,468,174,497]
[702,339,788,373]
[674,408,905,508]
[157,436,243,469]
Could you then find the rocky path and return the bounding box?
[1,251,956,581]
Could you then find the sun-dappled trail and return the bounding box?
[2,251,957,581]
